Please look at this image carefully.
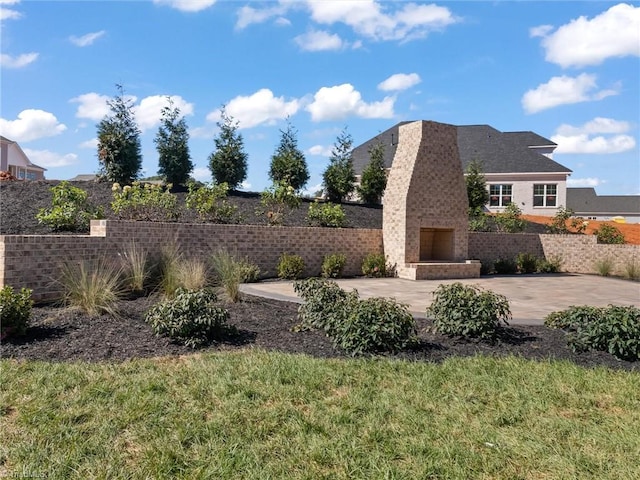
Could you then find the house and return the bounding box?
[352,121,572,216]
[0,136,46,180]
[567,188,640,224]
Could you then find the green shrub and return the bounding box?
[594,223,625,244]
[468,212,492,232]
[277,253,305,280]
[259,182,301,226]
[544,305,640,361]
[335,297,417,356]
[294,278,357,335]
[321,253,347,278]
[427,282,511,340]
[537,255,563,273]
[36,181,103,232]
[494,203,525,233]
[516,252,538,274]
[307,201,346,228]
[362,252,387,278]
[210,250,260,302]
[594,257,615,277]
[493,258,517,275]
[145,288,230,348]
[0,286,32,340]
[185,182,237,223]
[111,181,179,221]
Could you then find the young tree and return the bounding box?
[322,128,356,203]
[208,107,248,190]
[96,84,142,184]
[465,159,489,215]
[155,97,193,186]
[269,119,309,191]
[357,140,387,204]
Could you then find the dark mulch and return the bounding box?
[2,294,637,371]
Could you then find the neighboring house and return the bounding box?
[0,136,46,180]
[567,188,640,224]
[69,174,98,182]
[352,121,571,216]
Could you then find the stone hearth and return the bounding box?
[382,120,480,280]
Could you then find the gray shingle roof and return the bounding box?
[567,188,640,215]
[352,121,571,175]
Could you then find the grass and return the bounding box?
[1,351,639,479]
[624,258,640,281]
[175,258,209,291]
[593,256,615,277]
[119,241,150,293]
[210,250,244,302]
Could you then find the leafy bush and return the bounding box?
[516,252,538,274]
[307,201,346,228]
[259,182,300,226]
[594,224,625,244]
[321,253,347,278]
[210,250,260,302]
[493,258,517,274]
[594,257,615,277]
[0,286,32,340]
[185,182,237,223]
[468,212,492,232]
[277,253,305,280]
[111,182,179,222]
[145,288,230,348]
[36,181,103,232]
[494,203,525,233]
[294,278,356,335]
[362,252,387,278]
[546,206,588,235]
[537,255,563,273]
[427,282,511,340]
[544,305,640,360]
[59,258,124,317]
[335,297,417,356]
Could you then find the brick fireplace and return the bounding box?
[382,120,480,280]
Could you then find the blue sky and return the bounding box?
[1,0,638,195]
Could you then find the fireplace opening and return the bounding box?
[419,228,454,261]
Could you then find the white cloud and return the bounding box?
[79,138,98,149]
[552,134,636,154]
[207,89,300,129]
[301,182,324,197]
[134,95,194,132]
[239,180,252,191]
[191,167,211,182]
[307,144,332,156]
[567,177,603,188]
[294,29,344,51]
[70,93,111,121]
[378,73,421,92]
[22,148,78,168]
[0,109,66,142]
[537,3,640,68]
[236,4,289,29]
[306,83,395,121]
[69,30,106,47]
[0,0,21,21]
[521,73,619,114]
[153,0,216,13]
[556,117,631,136]
[529,24,553,38]
[0,52,38,68]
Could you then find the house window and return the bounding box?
[489,184,512,207]
[533,184,557,207]
[26,171,37,180]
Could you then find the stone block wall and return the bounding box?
[468,233,544,266]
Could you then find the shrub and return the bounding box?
[427,282,511,340]
[210,250,260,302]
[59,258,124,317]
[307,201,346,228]
[335,297,417,356]
[594,257,615,277]
[321,253,347,278]
[544,305,640,361]
[468,212,492,232]
[119,241,150,293]
[36,181,103,232]
[145,288,230,348]
[294,278,356,335]
[546,206,574,234]
[624,259,640,281]
[537,255,563,273]
[493,258,517,274]
[516,252,538,274]
[111,181,179,222]
[494,203,525,233]
[259,182,300,226]
[594,223,625,244]
[0,286,32,340]
[277,253,305,280]
[185,182,237,223]
[362,252,387,278]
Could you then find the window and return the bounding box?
[489,184,512,207]
[533,184,557,207]
[26,171,37,180]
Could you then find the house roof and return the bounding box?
[351,121,571,175]
[0,135,47,171]
[567,188,640,215]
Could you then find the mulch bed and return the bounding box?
[2,294,637,371]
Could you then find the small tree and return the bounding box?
[96,85,142,185]
[155,97,193,186]
[357,140,387,204]
[323,128,355,203]
[208,107,248,190]
[494,202,526,233]
[269,119,309,191]
[465,159,489,215]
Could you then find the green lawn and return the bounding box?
[1,351,639,479]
